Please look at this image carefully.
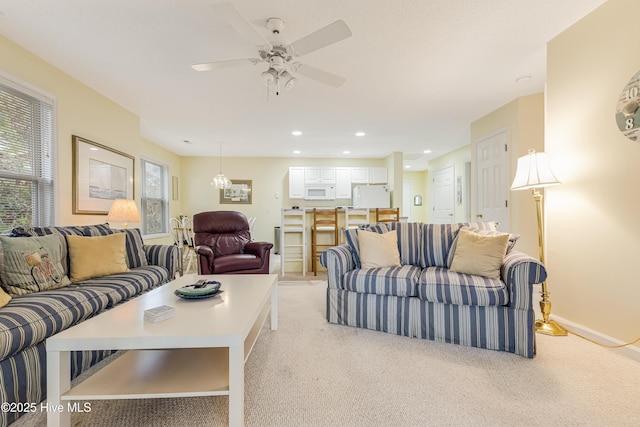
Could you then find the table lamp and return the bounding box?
[106,199,141,229]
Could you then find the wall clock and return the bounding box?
[615,70,640,141]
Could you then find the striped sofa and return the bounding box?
[320,222,547,358]
[0,224,179,426]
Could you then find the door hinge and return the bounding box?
[505,200,508,207]
[504,144,508,152]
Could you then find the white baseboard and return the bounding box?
[552,315,640,362]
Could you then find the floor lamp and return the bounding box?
[511,149,567,336]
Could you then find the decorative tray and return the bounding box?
[175,280,222,299]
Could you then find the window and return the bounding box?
[140,158,168,236]
[0,77,55,234]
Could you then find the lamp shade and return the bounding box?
[511,149,561,191]
[106,199,141,225]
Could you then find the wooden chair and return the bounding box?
[311,208,338,275]
[375,207,400,223]
[343,207,370,243]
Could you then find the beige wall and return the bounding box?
[0,35,182,244]
[546,0,639,347]
[180,156,388,243]
[470,93,545,257]
[425,145,471,224]
[402,170,428,223]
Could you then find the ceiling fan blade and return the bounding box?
[290,20,352,57]
[296,63,346,88]
[213,2,273,50]
[192,58,259,71]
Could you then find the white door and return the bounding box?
[403,180,412,222]
[476,129,510,230]
[432,165,454,224]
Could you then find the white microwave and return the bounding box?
[304,185,336,200]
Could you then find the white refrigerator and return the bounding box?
[352,185,390,208]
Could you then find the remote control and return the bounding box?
[194,279,206,288]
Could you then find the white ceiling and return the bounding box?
[0,0,606,170]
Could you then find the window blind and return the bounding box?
[0,80,55,233]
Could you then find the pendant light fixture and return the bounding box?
[210,142,232,189]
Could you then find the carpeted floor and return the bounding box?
[12,280,640,426]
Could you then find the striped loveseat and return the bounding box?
[0,224,179,426]
[320,222,546,358]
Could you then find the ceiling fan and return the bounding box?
[192,3,352,94]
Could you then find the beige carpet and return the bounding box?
[13,280,640,426]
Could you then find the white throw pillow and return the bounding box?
[358,230,401,269]
[449,228,509,279]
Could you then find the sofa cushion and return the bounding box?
[66,234,129,282]
[72,265,169,306]
[417,266,508,306]
[214,254,262,273]
[420,222,498,268]
[381,222,423,267]
[449,229,509,279]
[344,265,421,297]
[359,230,401,268]
[0,234,71,295]
[0,286,111,360]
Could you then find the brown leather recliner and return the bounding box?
[193,211,273,274]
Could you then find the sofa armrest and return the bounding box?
[320,244,354,290]
[144,244,180,279]
[501,250,547,310]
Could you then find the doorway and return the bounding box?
[432,165,454,224]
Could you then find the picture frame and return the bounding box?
[219,179,252,204]
[72,135,135,215]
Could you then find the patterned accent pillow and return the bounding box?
[447,226,520,268]
[344,223,389,269]
[0,235,71,295]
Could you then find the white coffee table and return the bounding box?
[46,273,278,427]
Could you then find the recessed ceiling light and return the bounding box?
[343,150,351,154]
[405,165,411,169]
[355,132,365,137]
[293,150,301,154]
[291,131,302,136]
[423,149,432,154]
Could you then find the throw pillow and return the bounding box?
[80,225,148,269]
[447,226,520,268]
[0,234,72,295]
[344,223,389,268]
[358,230,401,269]
[449,228,509,279]
[66,233,129,282]
[0,287,11,308]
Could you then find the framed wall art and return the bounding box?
[219,180,252,204]
[72,135,135,214]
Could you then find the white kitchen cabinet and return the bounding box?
[350,167,370,183]
[288,167,305,199]
[304,167,336,184]
[335,167,352,199]
[369,167,388,184]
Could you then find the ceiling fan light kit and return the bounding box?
[193,3,352,95]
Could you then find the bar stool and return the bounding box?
[375,207,400,223]
[169,218,184,275]
[280,209,307,277]
[311,208,338,275]
[343,207,370,243]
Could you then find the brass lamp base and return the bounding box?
[535,318,568,336]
